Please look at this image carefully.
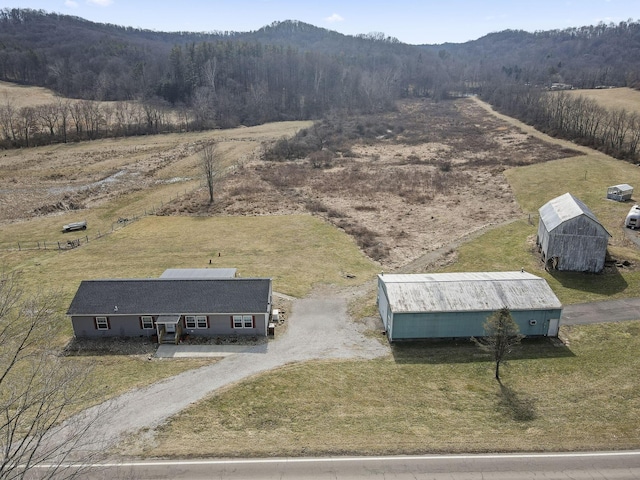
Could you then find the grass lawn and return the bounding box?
[145,321,640,457]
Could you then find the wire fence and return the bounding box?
[3,185,202,252]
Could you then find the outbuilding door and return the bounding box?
[547,318,560,337]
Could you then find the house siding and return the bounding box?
[72,315,157,338]
[72,312,270,338]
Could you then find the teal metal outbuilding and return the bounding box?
[377,271,562,342]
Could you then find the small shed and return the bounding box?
[607,184,633,202]
[377,271,562,342]
[537,193,611,273]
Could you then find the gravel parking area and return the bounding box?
[53,285,389,457]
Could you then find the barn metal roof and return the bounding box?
[160,268,237,279]
[379,271,561,313]
[538,192,609,234]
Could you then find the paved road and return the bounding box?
[37,451,640,479]
[561,298,640,325]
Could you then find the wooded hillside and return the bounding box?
[1,8,640,158]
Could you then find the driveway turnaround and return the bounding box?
[51,288,388,455]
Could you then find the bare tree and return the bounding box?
[0,272,102,480]
[473,307,524,382]
[200,142,220,204]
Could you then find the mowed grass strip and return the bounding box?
[145,321,640,457]
[8,214,378,317]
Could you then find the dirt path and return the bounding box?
[470,97,607,158]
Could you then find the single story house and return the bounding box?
[377,271,562,342]
[67,277,272,342]
[537,192,611,273]
[607,184,633,202]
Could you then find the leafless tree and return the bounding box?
[473,307,524,382]
[201,142,220,204]
[0,272,103,480]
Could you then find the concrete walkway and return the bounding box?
[155,343,264,358]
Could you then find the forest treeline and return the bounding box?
[1,8,640,159]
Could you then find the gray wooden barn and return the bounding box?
[537,192,610,273]
[607,184,633,202]
[377,271,562,342]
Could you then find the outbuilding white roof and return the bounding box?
[538,192,607,233]
[379,271,561,313]
[608,184,633,192]
[160,268,237,279]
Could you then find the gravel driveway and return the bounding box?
[54,286,389,456]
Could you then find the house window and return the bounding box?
[233,315,253,329]
[95,316,109,330]
[185,315,208,329]
[141,316,154,329]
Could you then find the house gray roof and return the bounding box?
[379,271,561,313]
[539,192,610,235]
[66,278,271,316]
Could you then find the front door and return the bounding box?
[166,323,176,334]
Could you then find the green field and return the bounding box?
[147,321,640,457]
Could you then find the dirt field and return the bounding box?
[0,90,582,270]
[161,99,581,269]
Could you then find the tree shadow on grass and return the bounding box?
[497,381,537,422]
[391,337,574,365]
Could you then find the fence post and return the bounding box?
[86,235,89,243]
[57,241,61,250]
[44,241,47,250]
[18,242,20,251]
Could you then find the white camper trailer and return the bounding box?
[625,205,640,229]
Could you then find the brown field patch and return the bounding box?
[163,98,581,269]
[1,96,579,271]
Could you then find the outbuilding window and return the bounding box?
[95,316,110,330]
